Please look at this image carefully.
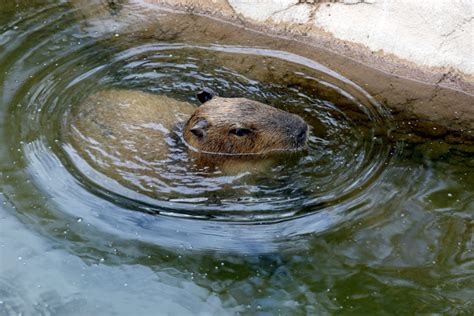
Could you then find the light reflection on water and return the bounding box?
[0,1,473,314]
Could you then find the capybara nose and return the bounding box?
[296,124,308,144]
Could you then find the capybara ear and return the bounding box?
[189,119,209,138]
[197,88,215,104]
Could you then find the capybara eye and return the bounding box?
[230,128,252,137]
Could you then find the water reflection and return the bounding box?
[0,205,236,315]
[0,0,473,314]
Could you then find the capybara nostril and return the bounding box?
[297,126,307,144]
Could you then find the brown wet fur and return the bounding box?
[69,90,195,162]
[68,90,308,177]
[183,96,308,157]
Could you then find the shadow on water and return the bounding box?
[0,0,473,314]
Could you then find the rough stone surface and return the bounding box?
[271,3,314,24]
[138,0,237,18]
[228,0,299,22]
[313,1,474,76]
[140,0,473,91]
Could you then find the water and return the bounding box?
[1,1,473,314]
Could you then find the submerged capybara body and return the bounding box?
[68,90,196,164]
[68,89,308,177]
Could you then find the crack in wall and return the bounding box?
[441,16,473,39]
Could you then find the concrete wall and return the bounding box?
[140,0,474,91]
[275,1,472,75]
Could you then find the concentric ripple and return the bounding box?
[3,1,395,252]
[3,3,474,314]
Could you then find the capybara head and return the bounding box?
[183,89,308,156]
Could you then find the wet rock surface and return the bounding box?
[141,0,473,90]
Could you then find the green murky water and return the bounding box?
[1,1,473,314]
